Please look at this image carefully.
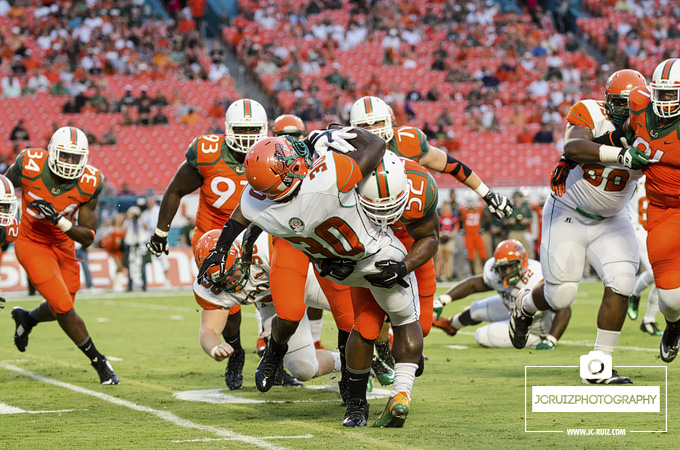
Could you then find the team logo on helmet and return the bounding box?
[289,217,305,232]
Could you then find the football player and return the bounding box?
[7,127,118,385]
[510,69,646,384]
[194,230,341,385]
[432,240,571,349]
[0,174,20,310]
[627,177,662,336]
[273,114,307,140]
[460,192,488,275]
[621,58,680,362]
[146,98,268,388]
[198,129,424,428]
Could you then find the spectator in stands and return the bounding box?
[102,127,117,146]
[209,60,230,83]
[436,200,459,282]
[124,205,150,292]
[120,105,135,126]
[50,81,68,95]
[9,120,29,142]
[152,107,169,125]
[324,63,348,89]
[189,0,207,35]
[118,183,135,196]
[533,123,554,144]
[120,86,137,109]
[480,104,501,133]
[406,83,422,102]
[1,75,21,98]
[507,105,527,128]
[90,88,109,113]
[0,154,8,174]
[152,89,168,107]
[426,85,441,101]
[255,53,279,76]
[181,108,201,126]
[208,118,225,135]
[517,126,535,144]
[436,107,454,129]
[26,69,50,93]
[605,22,619,62]
[137,87,153,125]
[83,128,98,145]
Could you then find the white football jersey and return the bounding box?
[193,233,272,308]
[240,151,395,261]
[482,257,543,309]
[627,176,648,232]
[558,99,642,217]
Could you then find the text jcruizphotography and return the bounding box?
[532,386,660,413]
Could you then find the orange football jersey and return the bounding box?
[629,86,680,207]
[460,205,483,235]
[185,135,249,236]
[391,158,439,236]
[0,217,19,246]
[11,148,103,245]
[388,126,431,162]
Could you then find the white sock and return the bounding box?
[309,318,323,342]
[521,289,538,314]
[633,271,654,297]
[391,362,418,398]
[643,286,660,324]
[594,328,620,356]
[332,351,341,372]
[451,313,464,330]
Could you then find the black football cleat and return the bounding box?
[509,291,534,349]
[254,340,287,392]
[11,307,33,352]
[92,356,119,385]
[343,398,369,427]
[272,362,303,387]
[582,369,632,385]
[225,348,245,390]
[660,319,680,363]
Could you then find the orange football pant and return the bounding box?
[464,233,487,262]
[192,227,240,315]
[270,237,353,332]
[14,237,79,315]
[396,231,436,337]
[646,204,680,289]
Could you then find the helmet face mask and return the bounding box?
[651,59,680,119]
[493,239,528,288]
[350,96,394,142]
[195,230,250,292]
[0,175,17,226]
[224,99,268,153]
[357,151,409,230]
[245,136,312,201]
[605,69,646,127]
[47,126,89,179]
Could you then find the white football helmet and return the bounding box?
[651,58,680,118]
[47,126,89,179]
[357,151,409,230]
[0,174,17,226]
[224,98,268,153]
[350,96,394,142]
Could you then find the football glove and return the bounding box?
[318,258,356,280]
[535,335,557,350]
[29,199,61,225]
[197,247,230,282]
[432,294,452,320]
[308,128,357,154]
[146,232,169,256]
[483,191,513,220]
[364,260,409,289]
[550,156,576,197]
[617,146,649,170]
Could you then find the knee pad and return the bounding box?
[284,356,318,381]
[658,287,680,322]
[601,261,637,297]
[544,281,579,310]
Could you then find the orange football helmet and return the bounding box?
[605,69,646,126]
[195,230,249,292]
[244,136,312,201]
[493,239,528,288]
[273,114,307,139]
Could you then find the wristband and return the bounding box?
[599,145,620,162]
[56,216,73,232]
[209,345,220,359]
[155,227,169,238]
[473,182,490,198]
[440,294,453,305]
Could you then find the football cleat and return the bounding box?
[254,340,288,392]
[660,319,680,363]
[432,317,457,336]
[343,398,369,427]
[92,356,119,385]
[225,348,245,390]
[372,392,410,428]
[415,354,425,377]
[375,339,394,369]
[273,362,303,387]
[582,369,632,385]
[370,356,395,386]
[640,321,663,337]
[256,338,266,357]
[11,307,34,352]
[628,295,640,320]
[508,291,535,349]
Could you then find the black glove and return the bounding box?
[29,199,61,225]
[146,232,169,256]
[364,260,409,289]
[483,191,513,220]
[0,297,5,309]
[197,247,229,282]
[318,258,356,280]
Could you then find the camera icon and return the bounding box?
[580,351,612,380]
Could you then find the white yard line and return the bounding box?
[172,435,314,444]
[0,362,290,450]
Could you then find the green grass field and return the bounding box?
[0,282,676,449]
